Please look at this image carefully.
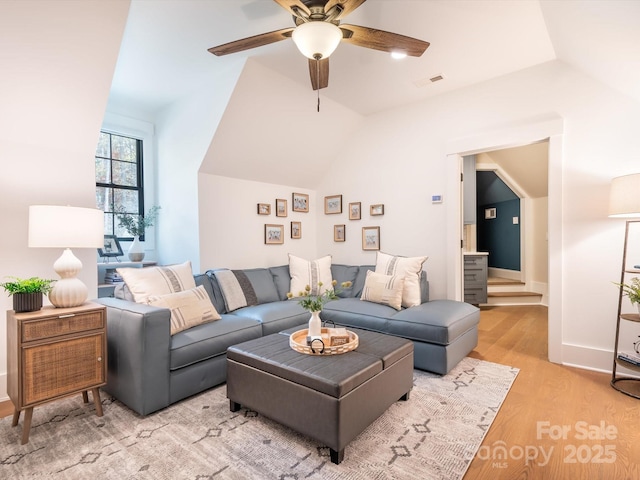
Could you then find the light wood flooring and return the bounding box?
[466,305,640,479]
[1,305,639,479]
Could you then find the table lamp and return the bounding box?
[28,205,104,308]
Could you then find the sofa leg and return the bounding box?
[229,400,241,412]
[330,448,344,465]
[400,390,411,401]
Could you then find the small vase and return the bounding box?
[308,310,322,337]
[13,293,43,313]
[128,236,145,262]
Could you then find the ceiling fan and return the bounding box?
[208,0,430,92]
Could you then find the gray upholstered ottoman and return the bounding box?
[226,328,413,464]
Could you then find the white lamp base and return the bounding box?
[48,248,88,308]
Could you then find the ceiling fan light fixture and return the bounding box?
[292,21,342,60]
[391,51,407,60]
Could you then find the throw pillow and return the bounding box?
[212,269,259,312]
[375,252,428,308]
[288,254,333,297]
[148,285,221,335]
[117,261,196,304]
[360,270,405,311]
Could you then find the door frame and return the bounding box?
[444,115,564,364]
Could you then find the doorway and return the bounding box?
[469,143,549,305]
[443,115,563,364]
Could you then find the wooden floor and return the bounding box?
[2,305,639,479]
[466,305,640,480]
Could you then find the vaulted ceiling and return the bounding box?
[109,1,640,117]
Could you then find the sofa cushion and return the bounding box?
[375,252,427,308]
[289,254,332,296]
[360,270,404,310]
[321,297,399,333]
[323,299,479,347]
[269,265,291,300]
[117,261,196,304]
[352,265,374,298]
[230,300,309,336]
[330,264,359,298]
[170,315,262,370]
[211,268,280,312]
[148,285,221,335]
[388,300,480,345]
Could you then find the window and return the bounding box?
[95,131,145,240]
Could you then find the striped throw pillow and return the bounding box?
[148,285,221,335]
[360,270,405,311]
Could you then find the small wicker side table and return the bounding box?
[6,302,107,444]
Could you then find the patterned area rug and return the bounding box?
[1,357,518,480]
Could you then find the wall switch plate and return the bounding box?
[513,217,519,224]
[432,195,443,203]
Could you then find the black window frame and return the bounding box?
[95,131,146,241]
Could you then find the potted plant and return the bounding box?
[1,276,56,313]
[616,277,640,314]
[115,205,161,261]
[287,280,352,337]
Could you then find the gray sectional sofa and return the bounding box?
[95,264,479,416]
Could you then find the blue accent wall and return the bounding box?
[476,171,521,271]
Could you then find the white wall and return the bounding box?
[0,0,130,400]
[312,60,640,372]
[198,175,317,269]
[154,61,245,272]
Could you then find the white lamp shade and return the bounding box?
[292,21,342,60]
[609,174,640,218]
[29,205,104,248]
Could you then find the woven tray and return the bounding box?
[290,328,359,356]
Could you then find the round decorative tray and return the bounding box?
[290,328,359,356]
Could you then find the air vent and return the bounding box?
[413,73,445,88]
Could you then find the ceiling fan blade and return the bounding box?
[208,28,294,56]
[340,24,429,57]
[272,0,311,17]
[308,57,329,90]
[325,0,367,19]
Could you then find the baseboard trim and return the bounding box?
[562,343,640,378]
[0,372,7,403]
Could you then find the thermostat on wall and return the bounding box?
[432,195,443,204]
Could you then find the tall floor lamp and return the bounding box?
[28,205,104,308]
[608,173,640,397]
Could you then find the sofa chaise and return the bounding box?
[95,263,479,416]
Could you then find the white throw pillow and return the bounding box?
[360,270,404,311]
[375,252,427,308]
[289,254,333,296]
[117,261,196,304]
[148,285,221,335]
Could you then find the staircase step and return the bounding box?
[488,291,542,298]
[488,279,525,286]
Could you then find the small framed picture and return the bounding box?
[334,224,345,242]
[257,203,271,215]
[276,199,287,217]
[362,226,380,251]
[349,202,361,220]
[292,192,309,212]
[324,194,343,214]
[264,224,284,244]
[370,204,385,216]
[291,221,302,239]
[485,207,497,219]
[98,235,124,258]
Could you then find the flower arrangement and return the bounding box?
[287,280,352,312]
[1,276,56,295]
[115,205,161,238]
[615,277,640,305]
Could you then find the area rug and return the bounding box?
[0,357,518,480]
